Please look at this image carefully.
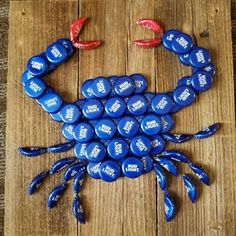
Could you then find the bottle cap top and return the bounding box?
[73,122,94,142]
[82,99,104,120]
[117,116,139,138]
[122,157,144,178]
[107,138,129,160]
[104,97,126,118]
[98,160,121,182]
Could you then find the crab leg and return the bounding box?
[47,161,87,209]
[72,195,86,224]
[189,163,210,186]
[154,157,178,176]
[28,157,77,195]
[162,123,220,144]
[47,182,67,209]
[28,170,50,195]
[182,174,197,203]
[18,140,76,157]
[73,171,86,194]
[153,163,167,191]
[164,192,176,222]
[154,150,190,163]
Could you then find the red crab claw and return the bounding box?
[134,39,162,48]
[133,19,164,48]
[70,17,87,42]
[72,40,103,50]
[70,17,102,50]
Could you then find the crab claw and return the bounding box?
[136,19,164,35]
[133,39,162,48]
[70,17,102,50]
[70,17,87,42]
[72,40,103,50]
[134,19,164,48]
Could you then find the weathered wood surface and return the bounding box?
[5,0,235,235]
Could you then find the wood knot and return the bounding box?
[200,31,209,38]
[21,9,26,16]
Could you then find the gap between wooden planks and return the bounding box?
[5,0,236,236]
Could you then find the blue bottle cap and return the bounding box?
[164,192,176,222]
[191,70,212,92]
[178,52,191,66]
[151,94,173,115]
[60,104,81,123]
[189,47,210,68]
[141,155,154,173]
[56,38,74,58]
[91,77,112,98]
[165,92,182,113]
[35,87,53,105]
[162,29,180,51]
[108,76,118,85]
[74,142,88,160]
[170,102,182,113]
[41,91,63,113]
[107,76,119,96]
[85,141,106,162]
[104,97,126,118]
[75,99,86,109]
[24,78,46,98]
[98,160,121,182]
[27,55,48,76]
[107,138,129,160]
[191,67,198,74]
[122,157,144,178]
[189,163,210,185]
[117,116,139,138]
[193,63,216,78]
[61,123,76,141]
[177,76,191,87]
[167,91,173,97]
[130,74,148,94]
[82,99,104,120]
[81,79,96,99]
[144,92,155,103]
[182,174,197,203]
[140,114,161,135]
[160,115,174,133]
[201,63,216,77]
[114,76,135,97]
[50,111,63,122]
[95,118,116,139]
[87,162,102,179]
[127,95,148,116]
[130,135,152,157]
[171,33,193,54]
[73,122,94,142]
[21,70,35,86]
[45,42,67,64]
[47,62,57,74]
[173,85,196,107]
[150,135,165,154]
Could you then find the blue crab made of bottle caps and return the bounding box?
[18,18,220,223]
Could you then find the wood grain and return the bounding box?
[5,0,235,235]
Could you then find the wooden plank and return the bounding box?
[154,0,236,236]
[5,0,235,236]
[78,1,125,235]
[123,1,157,236]
[5,1,78,235]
